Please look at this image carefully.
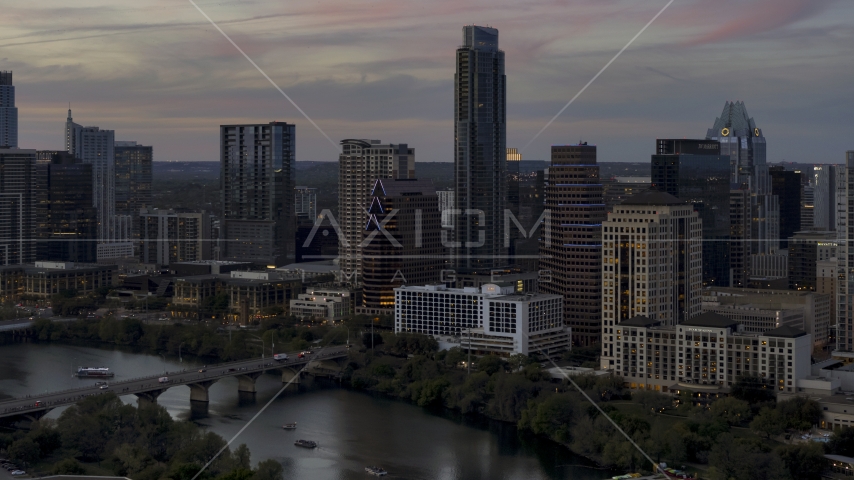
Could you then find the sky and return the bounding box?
[1,0,852,163]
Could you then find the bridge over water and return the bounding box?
[0,345,349,422]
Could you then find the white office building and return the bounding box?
[395,283,569,356]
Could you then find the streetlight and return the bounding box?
[247,334,265,358]
[179,343,185,363]
[159,353,166,374]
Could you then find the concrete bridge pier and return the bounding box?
[236,372,263,393]
[135,389,167,404]
[280,367,301,384]
[188,379,219,403]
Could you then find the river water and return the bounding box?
[0,343,616,480]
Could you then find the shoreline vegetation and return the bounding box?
[3,317,851,479]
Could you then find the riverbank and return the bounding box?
[0,342,617,480]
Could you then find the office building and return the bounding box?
[602,190,703,324]
[139,208,212,265]
[652,139,731,287]
[835,165,846,233]
[801,184,815,230]
[289,289,352,322]
[437,188,454,229]
[0,71,17,148]
[0,148,35,265]
[769,166,802,248]
[788,230,837,291]
[359,178,444,315]
[294,186,317,221]
[0,261,116,301]
[836,151,854,359]
[395,283,569,356]
[114,141,153,237]
[338,139,414,281]
[454,25,507,272]
[35,151,97,263]
[65,109,116,241]
[603,176,651,209]
[813,165,833,231]
[607,312,811,394]
[706,102,780,286]
[538,143,606,346]
[220,122,296,266]
[817,258,838,329]
[702,287,830,349]
[507,147,520,219]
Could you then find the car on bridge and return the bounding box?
[158,377,170,383]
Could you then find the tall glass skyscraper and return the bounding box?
[221,122,296,266]
[705,102,781,286]
[0,71,17,148]
[454,25,507,272]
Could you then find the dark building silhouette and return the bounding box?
[651,139,730,287]
[454,25,507,272]
[359,178,444,315]
[35,151,97,263]
[769,166,802,248]
[538,144,606,346]
[220,122,295,266]
[115,141,152,238]
[0,148,35,265]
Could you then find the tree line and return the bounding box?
[0,394,281,480]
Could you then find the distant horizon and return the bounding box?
[4,2,853,165]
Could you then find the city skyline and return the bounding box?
[0,0,852,164]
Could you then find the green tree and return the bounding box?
[632,390,672,414]
[8,437,41,465]
[215,469,254,480]
[233,444,251,470]
[828,426,854,456]
[477,355,505,375]
[253,459,283,480]
[776,442,825,480]
[731,375,776,405]
[710,397,752,426]
[52,458,86,475]
[507,354,530,371]
[524,394,576,442]
[750,407,784,439]
[777,396,821,431]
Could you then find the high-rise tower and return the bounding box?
[0,148,35,264]
[706,102,781,286]
[652,139,730,287]
[600,190,703,368]
[539,144,606,346]
[64,109,116,241]
[454,25,507,272]
[338,139,414,282]
[220,122,296,266]
[115,141,153,239]
[0,72,17,148]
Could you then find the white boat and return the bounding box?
[365,466,387,476]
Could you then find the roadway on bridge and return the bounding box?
[0,345,350,419]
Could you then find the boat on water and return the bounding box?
[77,367,114,378]
[282,423,297,430]
[294,439,317,448]
[365,466,387,477]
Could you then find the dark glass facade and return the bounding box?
[221,122,295,266]
[454,25,507,272]
[651,139,731,287]
[769,166,802,248]
[115,142,153,237]
[35,151,97,263]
